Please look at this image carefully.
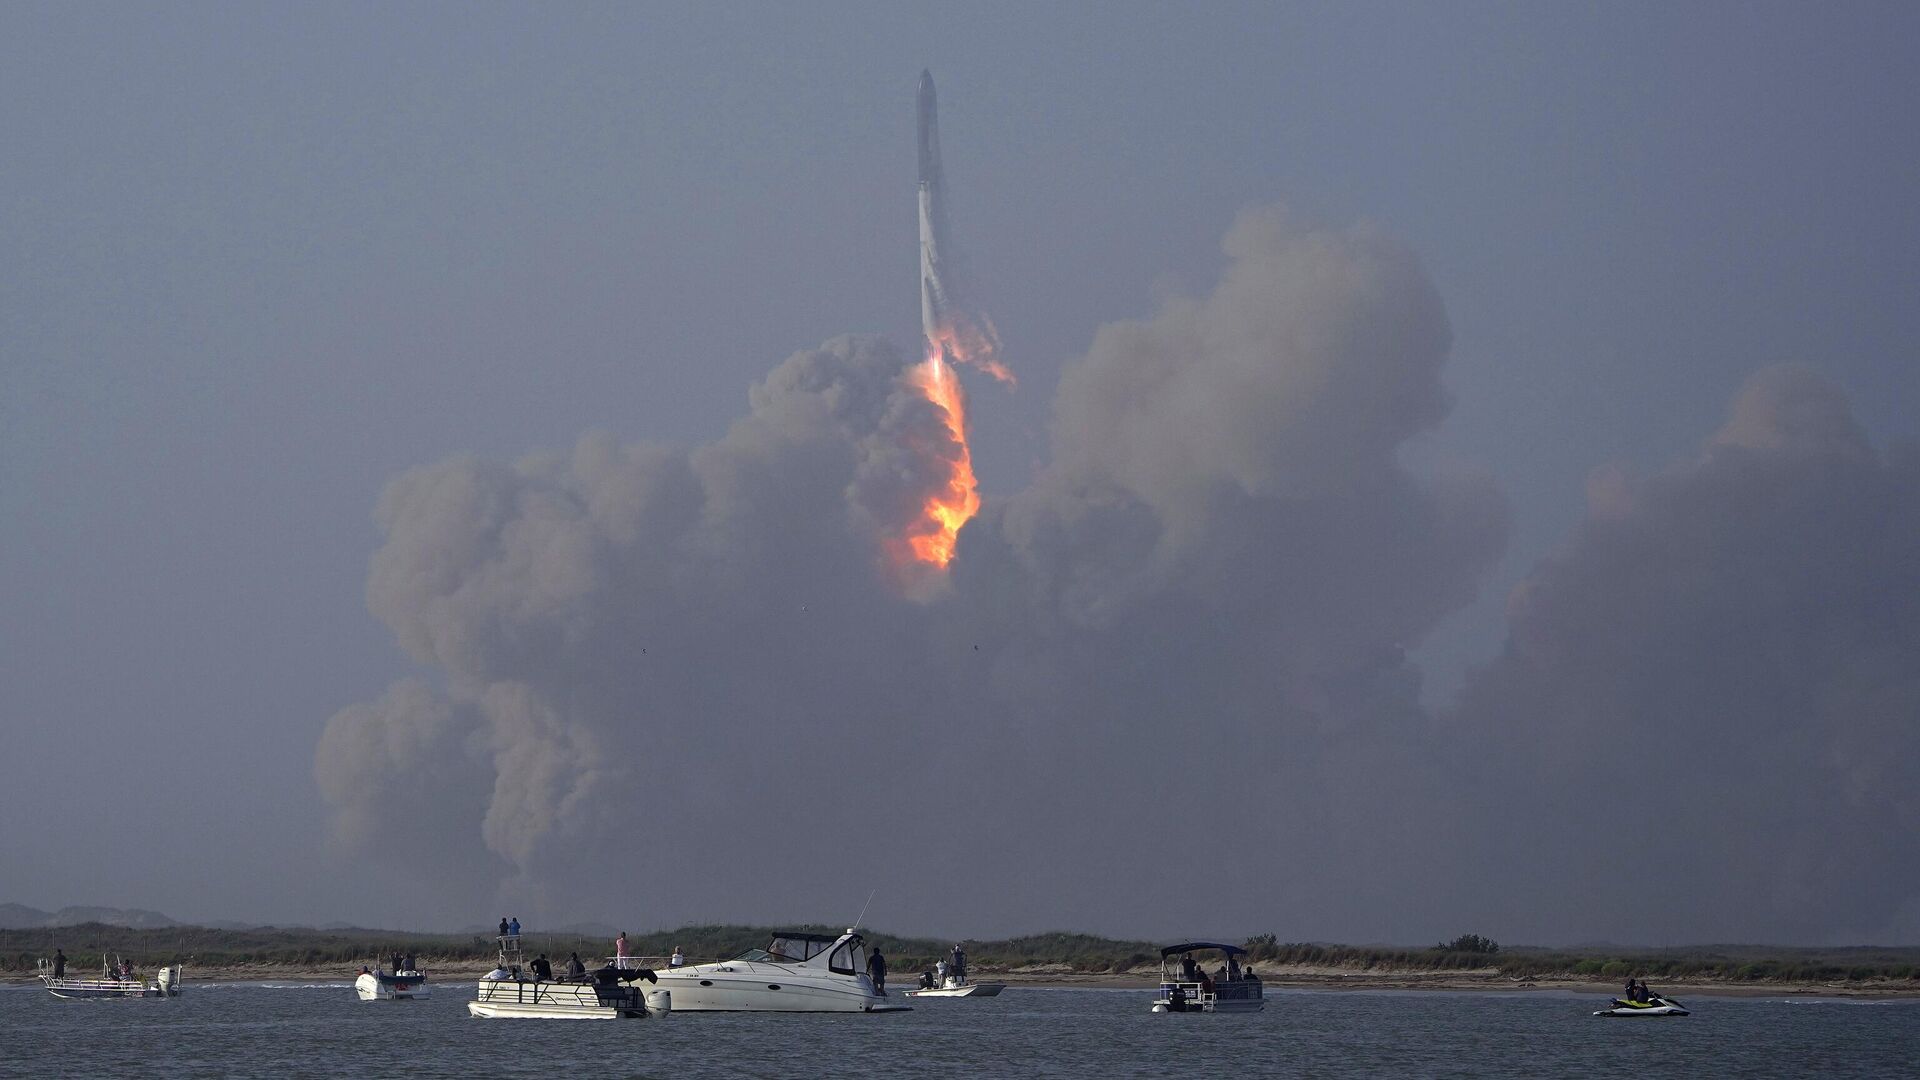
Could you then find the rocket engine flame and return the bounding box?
[897,346,981,569]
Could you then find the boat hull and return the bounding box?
[906,981,1005,997]
[1152,981,1264,1013]
[654,964,908,1012]
[1595,998,1688,1017]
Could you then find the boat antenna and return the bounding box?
[854,890,876,931]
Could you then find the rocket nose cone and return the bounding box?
[918,70,934,101]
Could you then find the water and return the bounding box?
[2,983,1914,1078]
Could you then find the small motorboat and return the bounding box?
[1594,995,1689,1017]
[38,954,183,999]
[905,974,1005,998]
[906,944,1002,998]
[356,966,430,1001]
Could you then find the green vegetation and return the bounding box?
[1437,934,1499,956]
[5,923,1918,984]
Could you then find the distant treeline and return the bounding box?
[5,923,1918,983]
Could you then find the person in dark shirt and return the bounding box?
[531,954,553,980]
[565,952,586,979]
[53,950,66,978]
[866,946,888,993]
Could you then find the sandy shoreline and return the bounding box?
[9,964,1915,999]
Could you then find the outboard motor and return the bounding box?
[644,988,671,1016]
[157,966,177,996]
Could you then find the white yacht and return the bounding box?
[467,937,669,1019]
[651,929,908,1012]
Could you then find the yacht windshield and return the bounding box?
[743,934,836,963]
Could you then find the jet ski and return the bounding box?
[1594,994,1689,1017]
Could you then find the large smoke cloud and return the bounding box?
[1453,365,1920,944]
[316,204,1506,936]
[316,204,1918,944]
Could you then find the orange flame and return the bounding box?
[886,318,1008,583]
[898,344,980,568]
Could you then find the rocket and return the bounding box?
[918,69,952,348]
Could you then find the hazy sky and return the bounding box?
[4,2,1917,945]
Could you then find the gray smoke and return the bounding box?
[316,204,1508,936]
[316,205,1918,944]
[1452,365,1920,943]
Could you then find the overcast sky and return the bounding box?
[4,2,1917,945]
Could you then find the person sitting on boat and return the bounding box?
[919,970,937,989]
[52,950,65,979]
[403,951,416,973]
[1198,969,1214,995]
[670,946,685,968]
[1227,956,1241,981]
[531,954,553,981]
[565,953,586,980]
[391,952,404,974]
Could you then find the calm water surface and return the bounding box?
[2,982,1913,1078]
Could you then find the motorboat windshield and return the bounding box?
[732,930,867,974]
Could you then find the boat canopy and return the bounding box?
[1160,942,1247,958]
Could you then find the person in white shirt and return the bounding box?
[669,946,685,968]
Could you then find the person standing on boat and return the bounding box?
[52,950,65,979]
[867,946,888,993]
[950,944,967,983]
[615,931,631,970]
[404,951,416,973]
[669,946,685,968]
[935,958,948,984]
